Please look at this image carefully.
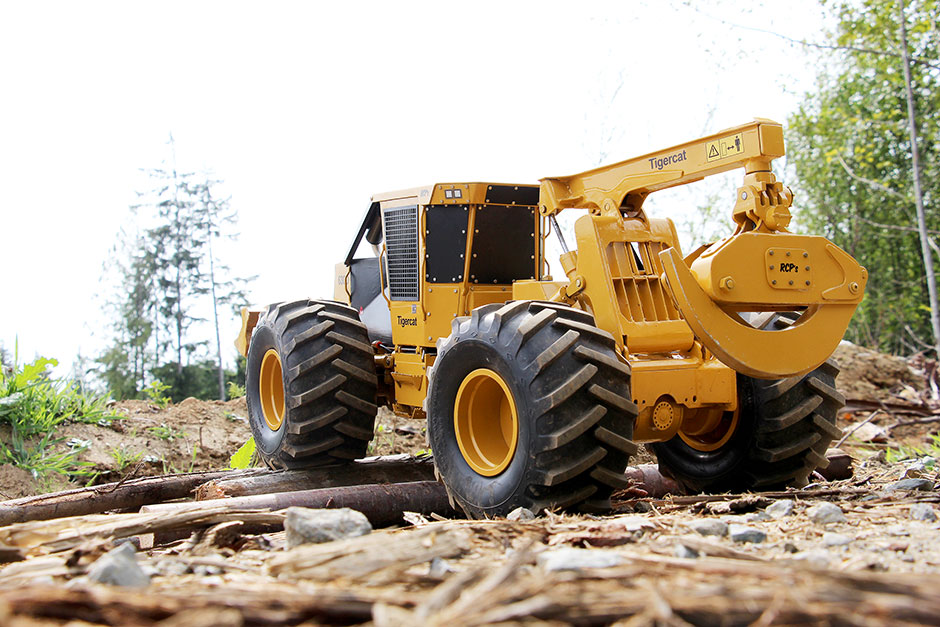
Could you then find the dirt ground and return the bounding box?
[0,341,938,625]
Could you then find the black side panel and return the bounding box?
[425,204,469,283]
[484,185,539,206]
[349,257,384,311]
[468,205,537,284]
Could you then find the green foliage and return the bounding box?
[0,353,111,479]
[229,436,257,469]
[146,423,187,442]
[96,154,253,402]
[227,381,246,399]
[885,433,940,463]
[787,0,940,353]
[143,379,172,408]
[109,446,144,472]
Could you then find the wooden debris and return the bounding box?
[195,454,436,500]
[0,507,284,555]
[267,523,470,582]
[143,481,457,526]
[0,468,268,527]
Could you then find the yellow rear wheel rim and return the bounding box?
[679,408,740,452]
[454,368,519,476]
[259,349,285,431]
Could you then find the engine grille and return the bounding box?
[383,205,419,301]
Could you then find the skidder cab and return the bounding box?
[237,119,867,517]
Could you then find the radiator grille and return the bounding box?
[383,205,419,301]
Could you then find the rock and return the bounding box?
[674,543,700,559]
[633,501,653,513]
[806,502,846,524]
[507,507,536,521]
[792,549,831,568]
[910,503,938,522]
[729,524,766,544]
[537,548,625,572]
[686,519,728,537]
[766,499,795,519]
[821,532,852,547]
[154,559,190,577]
[428,557,455,578]
[86,543,150,587]
[284,507,372,548]
[885,478,935,493]
[782,542,799,554]
[817,449,854,481]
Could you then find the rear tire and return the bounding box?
[246,299,378,469]
[427,301,638,518]
[653,354,844,493]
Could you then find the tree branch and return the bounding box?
[685,4,940,72]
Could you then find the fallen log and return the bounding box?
[0,468,268,527]
[141,481,458,527]
[195,454,436,500]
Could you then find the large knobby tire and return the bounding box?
[246,299,378,469]
[426,300,638,518]
[652,357,844,493]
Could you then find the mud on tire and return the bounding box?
[426,300,638,518]
[246,299,378,469]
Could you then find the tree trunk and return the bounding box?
[899,0,940,358]
[204,188,226,401]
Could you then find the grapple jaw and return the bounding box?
[660,232,867,380]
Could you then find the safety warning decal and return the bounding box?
[705,133,744,163]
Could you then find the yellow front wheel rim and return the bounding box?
[679,408,740,452]
[259,349,285,431]
[454,368,519,476]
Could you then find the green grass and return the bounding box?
[146,423,187,441]
[0,351,114,480]
[885,433,940,464]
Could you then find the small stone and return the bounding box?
[910,503,938,522]
[674,544,700,559]
[729,524,766,544]
[634,501,653,513]
[284,507,372,548]
[821,532,852,547]
[792,549,831,568]
[686,519,728,537]
[428,557,455,578]
[537,548,625,572]
[782,542,799,554]
[885,478,934,493]
[806,502,846,524]
[507,507,536,521]
[154,559,190,577]
[86,543,150,587]
[766,499,795,519]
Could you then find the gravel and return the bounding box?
[807,502,846,524]
[87,543,150,587]
[729,524,766,544]
[765,499,795,519]
[687,519,728,537]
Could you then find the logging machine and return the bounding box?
[236,119,867,517]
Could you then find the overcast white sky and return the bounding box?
[0,0,828,378]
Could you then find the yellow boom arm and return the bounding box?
[536,119,867,379]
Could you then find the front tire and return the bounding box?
[246,299,378,469]
[427,301,638,518]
